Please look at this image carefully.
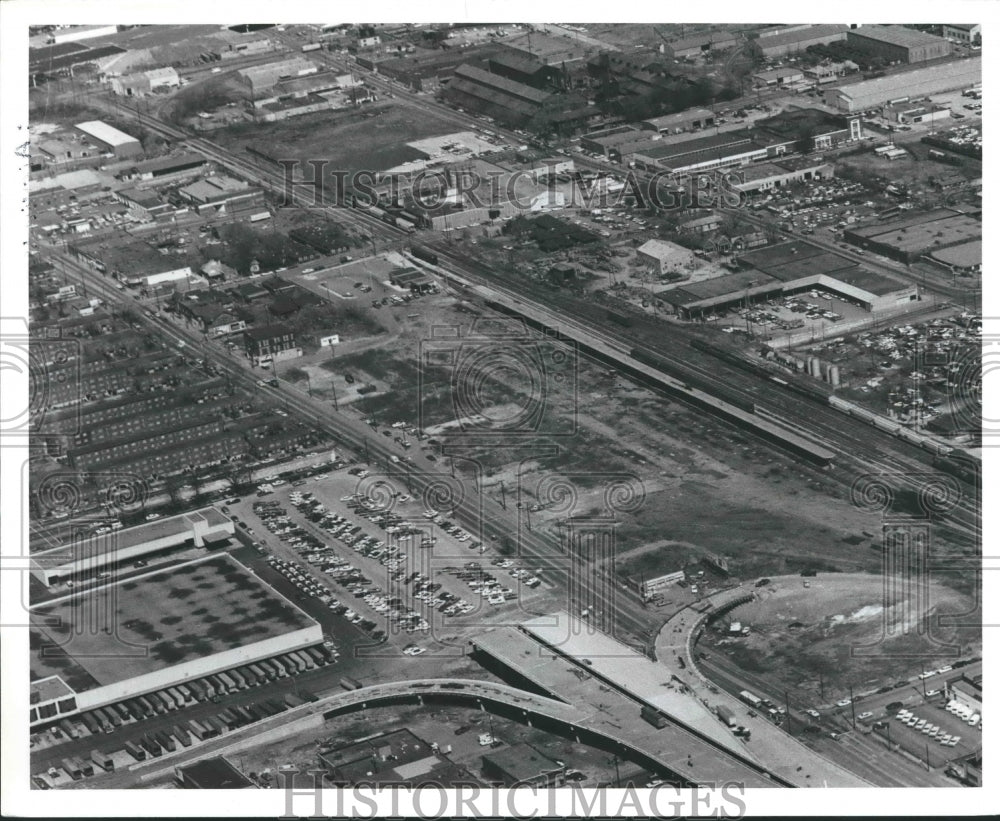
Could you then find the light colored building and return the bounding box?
[823,57,982,112]
[638,108,716,135]
[942,24,981,44]
[637,239,696,275]
[727,159,834,193]
[74,120,142,159]
[752,67,805,87]
[237,57,317,97]
[50,24,118,45]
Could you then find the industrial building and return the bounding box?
[580,125,658,160]
[444,63,552,126]
[359,43,508,92]
[109,67,181,96]
[176,757,255,789]
[882,101,951,125]
[823,57,982,112]
[755,107,864,150]
[752,67,806,88]
[237,57,317,98]
[29,554,321,725]
[637,239,697,276]
[30,506,234,586]
[846,25,952,65]
[487,49,563,90]
[842,208,982,263]
[660,240,919,318]
[120,153,207,181]
[74,121,142,160]
[68,238,195,288]
[629,132,775,174]
[927,240,981,274]
[178,175,265,212]
[662,31,740,59]
[49,24,118,45]
[639,108,716,135]
[728,158,834,194]
[481,743,566,787]
[754,24,849,58]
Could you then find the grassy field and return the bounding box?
[214,101,459,177]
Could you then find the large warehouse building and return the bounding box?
[660,240,919,318]
[31,506,234,586]
[29,554,322,725]
[74,120,142,159]
[754,24,849,58]
[846,25,952,65]
[823,57,981,112]
[842,208,982,263]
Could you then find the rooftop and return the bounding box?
[451,64,552,104]
[30,554,315,693]
[75,120,140,148]
[483,743,562,781]
[929,239,981,268]
[833,57,981,101]
[641,108,715,131]
[756,24,848,49]
[178,756,255,789]
[850,25,949,49]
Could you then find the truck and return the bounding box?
[248,663,268,683]
[217,671,238,692]
[640,705,668,728]
[172,724,193,747]
[739,690,763,709]
[340,676,362,691]
[61,758,84,780]
[187,720,210,741]
[91,749,115,772]
[716,705,738,729]
[124,740,146,761]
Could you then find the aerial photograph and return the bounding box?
[7,12,988,814]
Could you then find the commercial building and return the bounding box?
[319,729,471,786]
[68,238,195,288]
[482,743,566,787]
[752,67,805,88]
[487,49,563,90]
[754,24,849,58]
[639,108,716,135]
[176,757,254,789]
[112,187,174,222]
[74,121,142,160]
[846,26,952,65]
[843,208,981,263]
[823,57,982,112]
[31,506,234,587]
[727,158,834,194]
[660,240,918,318]
[639,570,686,600]
[29,554,321,724]
[362,43,507,92]
[109,67,181,96]
[882,102,951,125]
[755,108,864,150]
[629,132,772,174]
[942,24,981,44]
[244,325,301,366]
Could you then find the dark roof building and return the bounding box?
[176,756,254,789]
[445,64,552,125]
[487,49,563,90]
[481,743,566,787]
[846,25,952,64]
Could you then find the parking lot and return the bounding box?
[876,694,981,768]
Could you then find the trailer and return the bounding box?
[227,669,248,690]
[234,705,258,725]
[284,693,306,708]
[80,712,102,734]
[175,684,193,703]
[146,692,169,713]
[248,663,268,683]
[167,686,188,706]
[122,699,145,719]
[258,659,281,679]
[61,757,84,780]
[58,718,81,739]
[157,690,176,711]
[187,720,209,741]
[236,666,259,686]
[716,705,738,728]
[206,674,227,694]
[395,217,417,233]
[739,690,763,709]
[155,730,177,753]
[187,680,208,701]
[95,706,120,729]
[640,705,668,728]
[292,650,315,670]
[303,646,326,666]
[172,724,193,747]
[135,696,157,718]
[340,676,362,691]
[217,672,238,692]
[124,740,146,761]
[301,42,322,52]
[91,749,115,772]
[140,734,162,757]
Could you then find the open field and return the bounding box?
[214,102,462,177]
[701,573,979,696]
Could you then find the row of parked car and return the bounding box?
[895,709,962,747]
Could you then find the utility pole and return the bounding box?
[499,479,507,510]
[784,690,791,732]
[849,684,856,730]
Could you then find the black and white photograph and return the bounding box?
[0,1,993,817]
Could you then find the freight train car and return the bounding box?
[631,347,756,414]
[410,245,439,266]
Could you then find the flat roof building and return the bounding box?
[177,757,255,789]
[843,208,981,262]
[639,108,716,135]
[823,57,982,112]
[928,239,981,273]
[238,57,317,97]
[29,554,321,724]
[482,743,566,787]
[755,24,849,58]
[444,63,552,125]
[637,239,697,275]
[847,25,952,65]
[74,120,142,159]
